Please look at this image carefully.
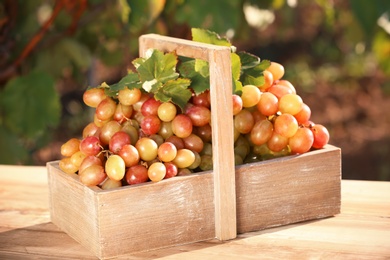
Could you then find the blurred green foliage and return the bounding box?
[0,0,389,169]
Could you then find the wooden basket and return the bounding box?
[47,34,341,259]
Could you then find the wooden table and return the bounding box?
[0,165,389,259]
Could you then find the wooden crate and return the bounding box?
[47,34,341,259]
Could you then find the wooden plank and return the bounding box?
[139,34,236,240]
[47,162,216,259]
[235,145,341,233]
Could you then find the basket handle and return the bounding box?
[139,34,236,240]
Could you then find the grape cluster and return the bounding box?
[59,61,329,189]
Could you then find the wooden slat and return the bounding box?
[139,34,236,240]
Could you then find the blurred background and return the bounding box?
[0,0,389,180]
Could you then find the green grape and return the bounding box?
[118,87,142,106]
[59,157,78,174]
[61,138,80,157]
[199,154,213,171]
[172,149,195,168]
[100,178,122,190]
[157,102,177,122]
[241,85,261,108]
[148,162,166,182]
[135,137,158,161]
[105,155,126,181]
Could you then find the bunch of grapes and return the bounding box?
[59,61,329,190]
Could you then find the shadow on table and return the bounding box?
[0,222,97,259]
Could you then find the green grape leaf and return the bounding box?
[154,78,192,111]
[0,71,61,139]
[238,51,261,70]
[231,53,241,81]
[108,71,142,92]
[195,59,210,77]
[178,59,210,94]
[134,49,179,84]
[191,28,231,46]
[240,59,271,86]
[0,126,29,164]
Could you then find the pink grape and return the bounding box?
[250,119,273,146]
[185,105,211,127]
[274,114,299,138]
[118,144,140,167]
[83,88,106,108]
[311,124,330,149]
[141,97,162,116]
[164,162,178,179]
[289,127,314,154]
[79,136,102,156]
[79,164,107,186]
[140,115,161,135]
[109,131,131,154]
[95,97,117,121]
[125,164,149,185]
[157,142,177,162]
[171,114,193,138]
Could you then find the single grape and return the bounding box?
[140,115,161,136]
[59,157,78,174]
[266,62,284,81]
[93,113,110,128]
[193,124,212,143]
[79,136,102,156]
[135,137,158,161]
[199,154,213,171]
[79,155,103,174]
[70,150,86,168]
[267,84,293,99]
[83,88,106,108]
[105,155,126,181]
[232,94,243,115]
[158,121,173,139]
[118,87,142,106]
[250,119,273,146]
[148,162,166,182]
[82,122,99,138]
[177,168,192,176]
[257,92,279,116]
[109,131,131,154]
[141,97,162,116]
[258,70,274,91]
[188,151,201,169]
[311,124,330,149]
[241,85,261,108]
[125,164,149,185]
[276,79,296,94]
[172,149,195,168]
[279,93,303,115]
[118,144,140,167]
[294,103,311,125]
[267,132,289,152]
[289,127,314,154]
[157,102,177,122]
[183,133,204,153]
[99,120,122,146]
[164,162,178,179]
[171,114,193,138]
[79,164,107,186]
[61,138,80,157]
[234,109,254,134]
[274,114,299,138]
[158,142,177,162]
[100,178,122,190]
[121,121,139,146]
[235,154,244,165]
[95,97,117,121]
[192,91,211,108]
[185,105,211,127]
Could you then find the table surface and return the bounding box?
[0,164,389,260]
